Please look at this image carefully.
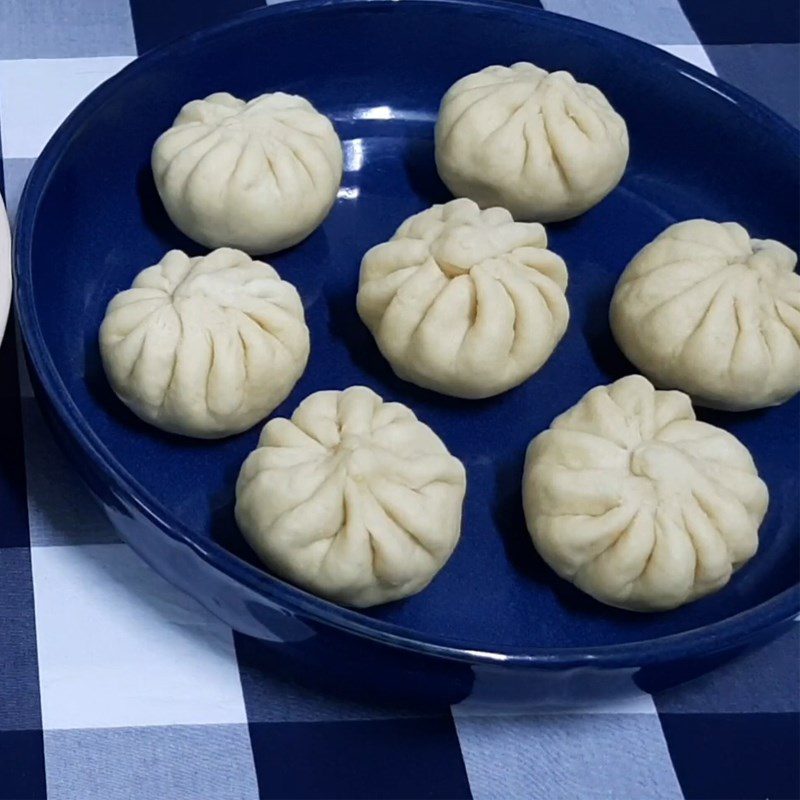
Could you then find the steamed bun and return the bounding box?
[523,375,768,612]
[100,248,309,438]
[357,198,569,398]
[152,92,343,254]
[235,386,466,607]
[611,220,800,410]
[435,63,629,222]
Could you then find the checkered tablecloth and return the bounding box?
[1,1,798,798]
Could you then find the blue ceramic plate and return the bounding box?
[15,0,800,705]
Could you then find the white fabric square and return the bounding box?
[453,711,683,800]
[44,724,258,800]
[22,399,118,547]
[32,543,247,729]
[658,44,717,74]
[452,684,658,717]
[0,56,134,159]
[541,0,702,46]
[0,0,136,60]
[2,158,35,227]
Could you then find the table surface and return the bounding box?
[0,1,798,799]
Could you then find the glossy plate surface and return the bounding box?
[15,0,799,676]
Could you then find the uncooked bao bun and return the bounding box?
[152,92,343,254]
[235,386,467,607]
[357,198,569,398]
[611,220,800,410]
[522,375,768,612]
[435,63,629,222]
[99,248,309,438]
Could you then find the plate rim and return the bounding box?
[14,0,800,668]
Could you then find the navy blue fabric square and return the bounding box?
[249,718,471,799]
[705,43,800,129]
[130,0,265,53]
[234,633,454,723]
[0,317,20,402]
[0,730,46,800]
[655,626,800,713]
[0,548,42,731]
[661,712,800,799]
[0,323,31,549]
[679,0,800,44]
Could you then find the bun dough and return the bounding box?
[235,386,466,607]
[357,198,569,398]
[100,248,309,438]
[523,375,768,611]
[152,92,343,254]
[435,63,629,222]
[611,220,800,410]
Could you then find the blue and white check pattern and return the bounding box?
[0,2,798,798]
